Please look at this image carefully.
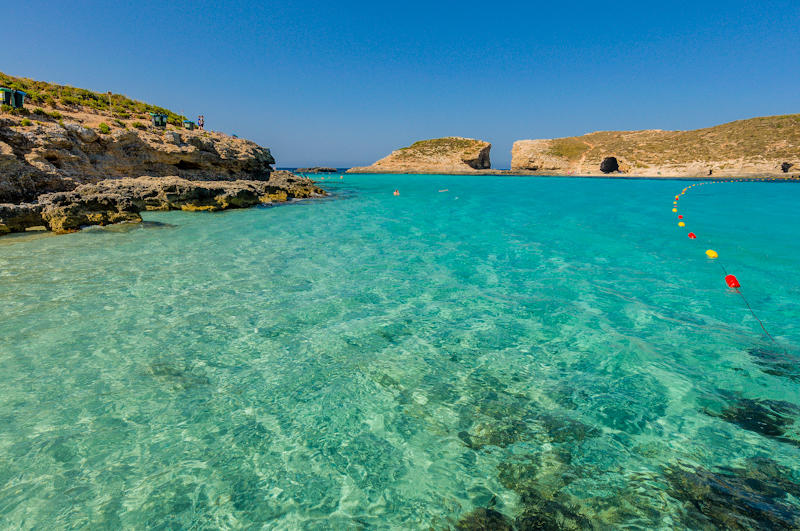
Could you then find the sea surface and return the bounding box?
[1,174,799,529]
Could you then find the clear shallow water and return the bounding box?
[1,174,799,529]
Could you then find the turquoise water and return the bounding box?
[1,174,799,529]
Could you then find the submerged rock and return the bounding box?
[454,508,514,531]
[148,361,211,391]
[458,419,531,450]
[748,346,800,381]
[665,459,800,530]
[515,491,594,531]
[533,413,600,444]
[706,397,799,444]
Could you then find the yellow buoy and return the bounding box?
[672,208,677,212]
[678,221,685,227]
[706,249,718,259]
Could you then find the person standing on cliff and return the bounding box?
[198,115,205,130]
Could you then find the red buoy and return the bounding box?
[725,274,740,288]
[678,215,683,219]
[688,232,696,239]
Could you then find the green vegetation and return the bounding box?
[1,104,12,113]
[0,71,186,124]
[395,137,486,161]
[98,122,111,134]
[132,121,146,130]
[114,119,127,128]
[30,108,62,120]
[548,138,589,160]
[20,118,32,126]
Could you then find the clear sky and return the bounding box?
[3,0,798,167]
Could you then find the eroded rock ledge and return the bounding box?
[0,172,324,235]
[0,117,276,203]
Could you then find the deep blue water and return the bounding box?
[1,174,799,529]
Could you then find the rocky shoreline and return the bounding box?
[0,116,325,236]
[0,172,324,235]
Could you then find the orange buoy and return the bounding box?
[688,232,696,239]
[725,274,740,288]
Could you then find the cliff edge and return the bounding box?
[347,137,491,174]
[511,114,800,177]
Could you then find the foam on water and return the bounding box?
[1,174,799,528]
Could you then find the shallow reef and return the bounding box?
[748,345,800,381]
[454,507,514,530]
[705,395,799,445]
[664,458,800,530]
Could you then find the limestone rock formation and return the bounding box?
[0,172,324,234]
[510,139,573,172]
[510,114,800,177]
[347,137,491,174]
[0,117,276,203]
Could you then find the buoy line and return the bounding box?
[672,176,800,350]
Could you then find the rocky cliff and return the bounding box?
[511,114,800,177]
[0,117,277,203]
[347,137,491,174]
[0,72,324,236]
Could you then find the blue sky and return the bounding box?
[3,0,798,167]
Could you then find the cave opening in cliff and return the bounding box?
[175,160,202,170]
[600,157,619,173]
[44,155,62,169]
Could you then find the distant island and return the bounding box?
[0,71,324,236]
[295,167,338,173]
[348,115,799,177]
[347,137,492,174]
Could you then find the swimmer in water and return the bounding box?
[393,189,399,196]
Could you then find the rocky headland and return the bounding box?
[0,72,324,236]
[511,114,800,177]
[347,137,492,174]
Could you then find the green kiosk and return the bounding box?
[0,88,26,109]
